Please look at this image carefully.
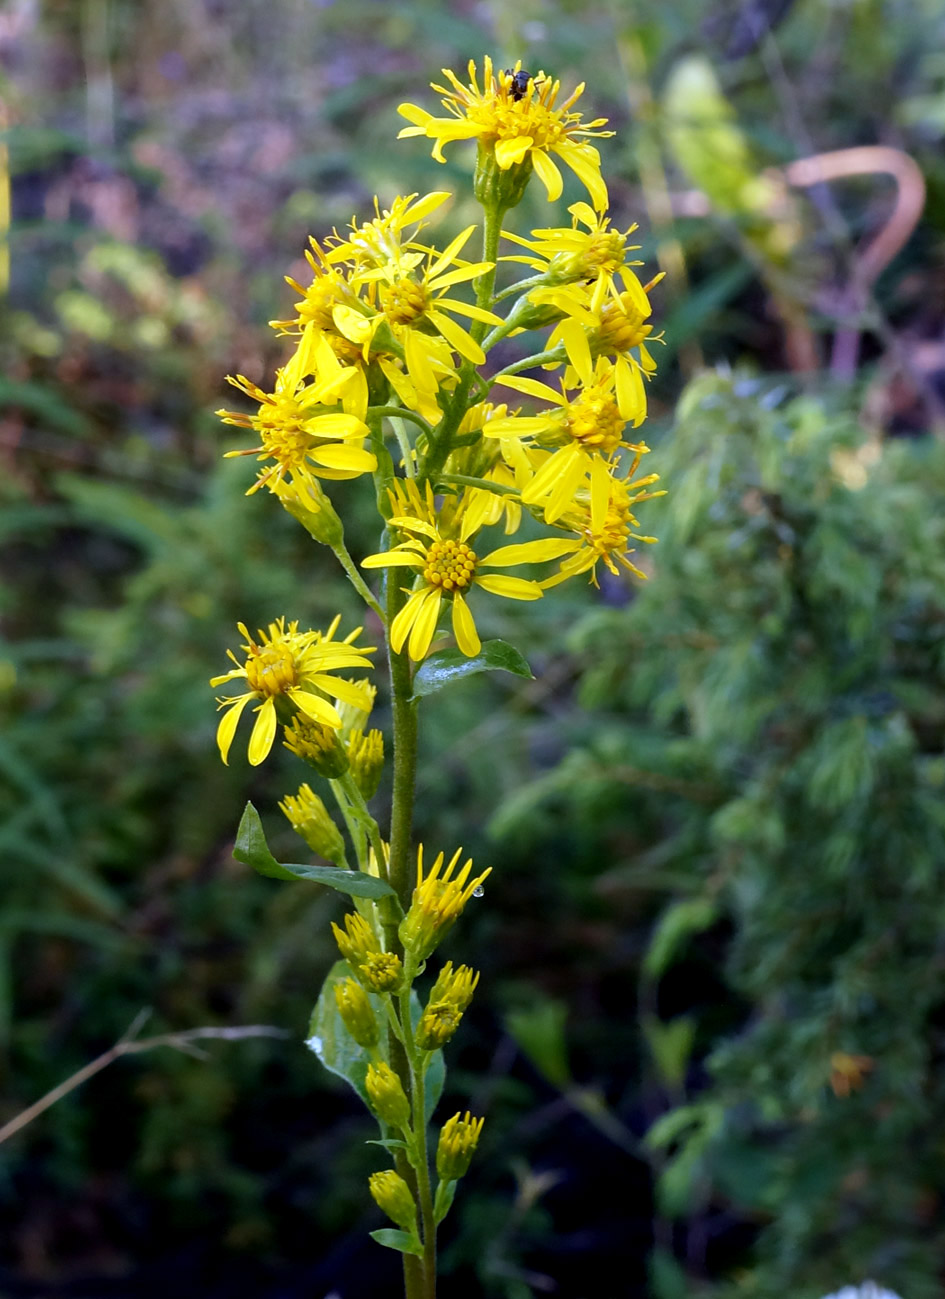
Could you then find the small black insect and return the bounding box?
[505,69,534,101]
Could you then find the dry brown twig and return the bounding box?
[0,1010,290,1147]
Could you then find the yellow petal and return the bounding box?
[310,444,377,472]
[475,574,543,600]
[404,329,438,394]
[521,444,580,504]
[290,688,342,728]
[494,136,533,168]
[427,309,485,365]
[558,317,593,387]
[530,148,563,202]
[391,586,433,656]
[362,550,425,569]
[481,538,578,567]
[557,141,608,212]
[215,693,254,765]
[248,698,278,767]
[408,587,442,661]
[591,457,610,534]
[495,374,562,404]
[451,592,481,657]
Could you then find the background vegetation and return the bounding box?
[3,1,945,1295]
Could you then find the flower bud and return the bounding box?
[400,847,490,962]
[427,961,479,1012]
[331,911,380,968]
[360,950,404,994]
[474,142,533,210]
[436,1112,484,1182]
[333,978,379,1049]
[415,1000,463,1051]
[272,477,345,547]
[369,1169,418,1234]
[335,680,377,736]
[283,715,350,777]
[279,783,346,864]
[348,727,384,799]
[365,1062,412,1130]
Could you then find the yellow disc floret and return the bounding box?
[565,388,623,455]
[423,539,477,592]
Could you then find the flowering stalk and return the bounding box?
[209,57,666,1299]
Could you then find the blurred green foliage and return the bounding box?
[4,0,945,1295]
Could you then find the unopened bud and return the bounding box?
[333,978,379,1049]
[332,911,380,968]
[279,783,346,864]
[474,142,533,210]
[416,1001,463,1051]
[436,1111,484,1182]
[360,950,404,994]
[272,478,345,547]
[365,1062,412,1130]
[368,1169,418,1233]
[283,715,349,778]
[348,728,384,799]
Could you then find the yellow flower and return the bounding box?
[362,487,567,660]
[323,190,452,274]
[210,616,375,766]
[399,846,491,960]
[217,329,376,492]
[502,201,644,291]
[398,57,613,211]
[542,456,665,588]
[436,1111,484,1182]
[488,360,647,523]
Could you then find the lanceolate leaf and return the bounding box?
[307,960,445,1122]
[411,639,533,698]
[368,1228,424,1257]
[233,802,395,899]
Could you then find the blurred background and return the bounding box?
[3,0,945,1295]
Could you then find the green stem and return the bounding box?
[331,542,385,623]
[401,989,437,1297]
[327,777,360,868]
[486,346,566,388]
[438,472,520,497]
[336,770,386,876]
[368,406,434,437]
[418,202,507,486]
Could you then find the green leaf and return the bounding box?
[642,1015,696,1090]
[233,803,395,898]
[433,1177,457,1225]
[506,997,571,1087]
[307,960,446,1123]
[643,897,719,981]
[411,640,533,698]
[369,1228,424,1257]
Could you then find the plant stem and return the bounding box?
[335,770,385,873]
[401,990,437,1298]
[331,542,385,623]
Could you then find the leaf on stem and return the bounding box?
[368,1228,424,1257]
[411,639,533,698]
[233,802,395,899]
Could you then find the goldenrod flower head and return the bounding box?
[279,783,347,863]
[398,57,613,211]
[360,949,403,994]
[503,201,642,288]
[363,492,567,660]
[272,237,359,335]
[436,1111,485,1182]
[210,617,375,766]
[324,191,451,273]
[282,714,350,777]
[416,962,480,1049]
[488,361,649,523]
[331,910,380,967]
[416,1000,463,1051]
[428,960,480,1012]
[543,457,664,589]
[347,727,385,800]
[270,476,345,547]
[399,846,491,961]
[217,335,377,493]
[334,977,379,1049]
[366,1061,412,1130]
[369,1169,418,1233]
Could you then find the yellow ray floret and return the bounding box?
[362,491,571,661]
[210,616,375,766]
[399,845,492,960]
[398,57,613,211]
[217,329,376,492]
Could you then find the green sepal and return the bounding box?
[234,802,395,899]
[307,960,446,1122]
[433,1177,457,1225]
[369,1228,424,1257]
[411,640,533,698]
[365,1137,410,1153]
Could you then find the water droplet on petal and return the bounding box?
[472,885,485,898]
